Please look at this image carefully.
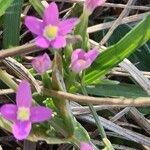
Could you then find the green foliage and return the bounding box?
[86,83,149,98]
[103,18,150,71]
[29,0,44,17]
[85,15,150,84]
[0,0,14,17]
[3,0,23,48]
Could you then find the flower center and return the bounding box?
[44,25,58,40]
[78,59,86,65]
[17,107,30,121]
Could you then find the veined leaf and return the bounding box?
[3,0,23,48]
[85,15,150,84]
[86,83,149,98]
[103,18,150,71]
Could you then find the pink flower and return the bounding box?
[32,53,52,74]
[25,2,78,49]
[85,0,106,14]
[70,48,99,73]
[80,142,94,150]
[0,80,52,140]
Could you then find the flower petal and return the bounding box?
[25,16,43,35]
[71,49,85,63]
[85,0,106,14]
[30,106,52,123]
[16,80,32,108]
[1,104,17,122]
[43,2,59,25]
[59,18,79,35]
[71,59,90,73]
[32,53,52,74]
[12,121,31,140]
[50,36,66,49]
[85,48,99,62]
[80,142,93,150]
[35,36,50,48]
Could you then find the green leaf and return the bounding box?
[3,0,23,48]
[86,83,149,98]
[103,18,150,71]
[0,0,14,17]
[85,15,150,84]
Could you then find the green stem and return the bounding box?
[42,72,52,89]
[80,75,114,150]
[0,68,18,90]
[29,0,44,17]
[81,85,107,139]
[74,11,89,50]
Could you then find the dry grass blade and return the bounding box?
[87,12,150,33]
[110,107,131,122]
[0,89,14,95]
[128,107,150,135]
[77,115,150,147]
[23,140,36,150]
[93,140,139,150]
[51,0,150,11]
[120,59,150,95]
[100,0,137,45]
[3,57,41,93]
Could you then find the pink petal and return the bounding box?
[71,49,85,63]
[1,104,17,122]
[35,36,50,48]
[43,2,59,25]
[80,142,93,150]
[71,59,91,73]
[30,106,52,123]
[16,80,32,108]
[59,18,79,35]
[25,16,43,35]
[32,53,52,74]
[85,0,106,14]
[85,48,99,62]
[12,121,31,140]
[50,36,66,49]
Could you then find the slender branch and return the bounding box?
[0,43,39,59]
[0,86,150,106]
[43,88,150,106]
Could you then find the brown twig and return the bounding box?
[0,43,39,59]
[43,88,150,106]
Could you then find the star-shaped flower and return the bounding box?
[25,2,79,49]
[1,80,52,140]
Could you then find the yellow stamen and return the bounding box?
[44,25,58,40]
[17,107,30,121]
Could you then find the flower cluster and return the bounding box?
[0,0,105,146]
[25,2,101,75]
